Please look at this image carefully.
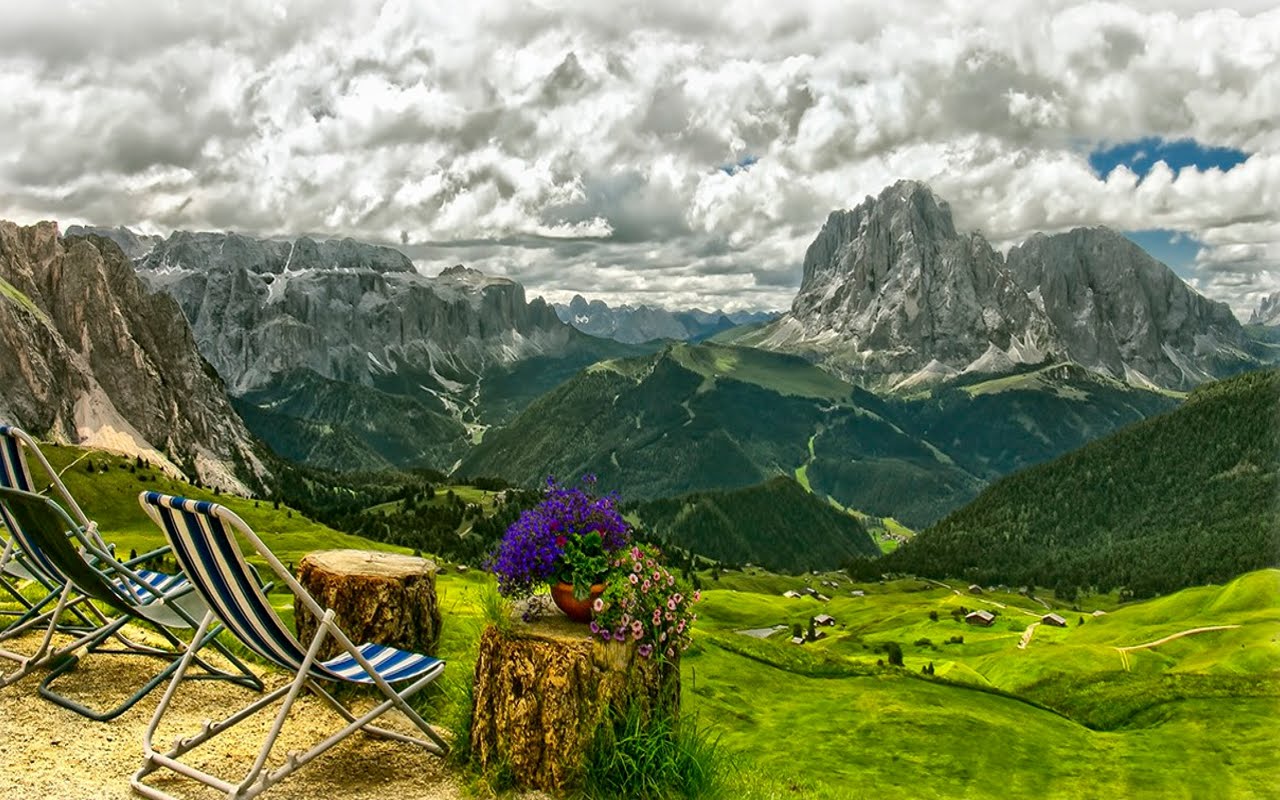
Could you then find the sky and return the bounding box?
[1,1,1278,319]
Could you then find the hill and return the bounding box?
[628,477,880,572]
[860,369,1280,597]
[461,342,1179,528]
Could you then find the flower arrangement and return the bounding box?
[488,476,632,600]
[590,545,699,660]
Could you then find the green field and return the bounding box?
[6,444,1277,798]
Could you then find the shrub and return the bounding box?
[914,637,934,649]
[947,635,965,645]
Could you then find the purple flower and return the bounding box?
[638,644,653,658]
[589,621,599,634]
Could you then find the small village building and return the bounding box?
[968,584,984,595]
[1091,609,1107,617]
[789,636,806,646]
[814,614,836,626]
[1042,613,1068,627]
[815,593,830,602]
[782,590,802,598]
[851,590,866,597]
[965,610,995,627]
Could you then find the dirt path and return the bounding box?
[0,628,468,800]
[1114,625,1242,671]
[1018,622,1039,650]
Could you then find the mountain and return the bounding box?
[742,181,1254,391]
[629,476,880,572]
[63,225,162,260]
[858,369,1280,598]
[459,342,1176,527]
[0,221,269,494]
[1006,228,1250,389]
[131,230,643,470]
[1249,291,1280,326]
[554,294,780,343]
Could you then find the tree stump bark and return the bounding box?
[294,549,441,661]
[469,605,680,792]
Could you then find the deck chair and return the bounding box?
[0,424,107,632]
[134,492,447,800]
[0,487,261,717]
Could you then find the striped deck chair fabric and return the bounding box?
[135,492,446,800]
[0,486,260,717]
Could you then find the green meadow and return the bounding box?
[6,443,1278,798]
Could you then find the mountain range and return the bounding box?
[553,294,779,344]
[736,181,1255,392]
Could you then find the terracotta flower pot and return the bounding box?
[550,581,605,623]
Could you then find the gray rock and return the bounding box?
[753,180,1255,391]
[0,221,269,494]
[1249,291,1280,326]
[63,224,163,260]
[135,232,574,397]
[553,295,779,343]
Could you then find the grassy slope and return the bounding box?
[873,369,1280,596]
[29,443,412,569]
[687,568,1280,799]
[630,476,880,572]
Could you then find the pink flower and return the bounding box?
[665,647,674,659]
[667,598,676,610]
[677,620,686,633]
[653,610,662,624]
[592,597,604,613]
[668,575,675,586]
[629,573,639,585]
[653,571,662,581]
[642,579,651,592]
[621,613,631,626]
[693,590,701,602]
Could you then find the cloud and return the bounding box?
[0,0,1277,318]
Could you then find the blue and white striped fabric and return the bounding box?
[142,492,441,685]
[115,569,189,605]
[0,426,34,492]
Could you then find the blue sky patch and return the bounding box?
[718,154,759,176]
[1124,229,1201,277]
[1089,137,1248,180]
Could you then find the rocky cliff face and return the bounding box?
[1006,228,1249,389]
[1249,291,1280,326]
[135,232,574,396]
[0,221,268,494]
[752,181,1254,391]
[63,225,162,261]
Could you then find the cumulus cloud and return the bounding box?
[1,0,1278,316]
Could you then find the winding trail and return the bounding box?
[1114,625,1241,671]
[1018,622,1040,650]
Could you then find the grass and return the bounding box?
[366,484,502,515]
[0,275,48,322]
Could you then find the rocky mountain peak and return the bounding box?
[751,181,1255,391]
[766,181,1054,387]
[0,220,268,494]
[63,224,162,261]
[1249,291,1280,325]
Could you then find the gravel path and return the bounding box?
[0,628,466,799]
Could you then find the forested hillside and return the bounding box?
[629,477,879,572]
[855,370,1280,597]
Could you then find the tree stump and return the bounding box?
[294,549,441,661]
[469,604,680,792]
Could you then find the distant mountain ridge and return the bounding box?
[119,229,646,470]
[0,221,268,494]
[554,294,779,343]
[742,181,1254,391]
[1250,291,1280,326]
